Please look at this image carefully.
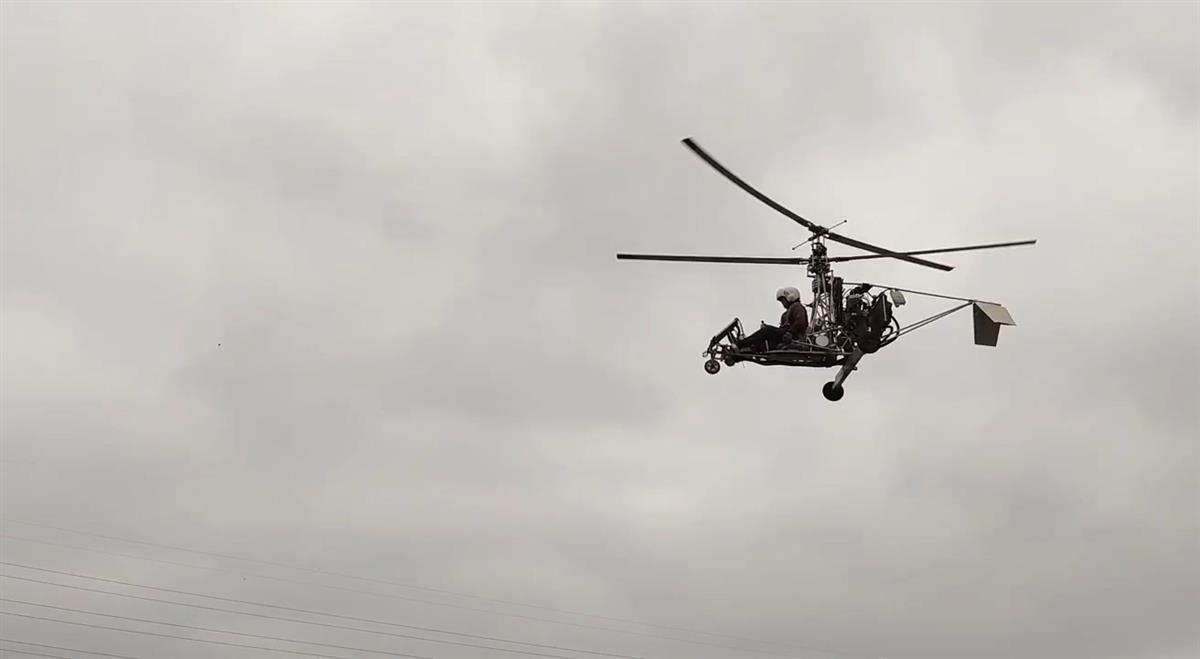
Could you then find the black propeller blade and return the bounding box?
[680,138,954,271]
[617,253,805,265]
[827,239,1038,263]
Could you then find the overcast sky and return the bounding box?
[1,2,1197,659]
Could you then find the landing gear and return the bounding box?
[822,382,845,401]
[704,359,721,375]
[821,348,862,402]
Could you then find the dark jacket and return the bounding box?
[779,300,809,337]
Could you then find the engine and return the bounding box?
[842,284,895,353]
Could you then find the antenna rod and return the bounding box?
[792,220,847,250]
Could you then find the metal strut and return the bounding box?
[842,283,999,306]
[895,302,973,338]
[831,349,863,389]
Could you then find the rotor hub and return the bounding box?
[807,239,829,276]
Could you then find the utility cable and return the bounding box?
[0,536,651,659]
[1,598,593,659]
[0,546,833,659]
[0,649,71,659]
[0,639,142,659]
[0,569,655,659]
[0,537,752,657]
[0,611,356,659]
[1,599,573,659]
[1,518,812,655]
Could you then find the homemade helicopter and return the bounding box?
[617,138,1036,402]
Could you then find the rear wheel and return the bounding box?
[704,359,721,375]
[822,381,845,401]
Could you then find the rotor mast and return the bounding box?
[806,238,829,277]
[799,234,843,347]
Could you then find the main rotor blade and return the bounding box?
[823,231,953,271]
[827,239,1038,263]
[681,138,821,232]
[617,253,805,265]
[680,137,953,271]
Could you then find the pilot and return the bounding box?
[736,286,809,352]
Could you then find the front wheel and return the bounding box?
[822,381,845,401]
[704,359,721,375]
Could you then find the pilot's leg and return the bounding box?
[737,325,784,352]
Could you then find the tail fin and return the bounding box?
[973,302,1016,347]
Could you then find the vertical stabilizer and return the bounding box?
[973,302,1016,347]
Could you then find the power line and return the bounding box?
[4,574,553,657]
[1,533,256,578]
[0,639,143,659]
[0,649,70,659]
[0,518,647,616]
[3,599,564,659]
[0,532,676,652]
[0,569,656,659]
[1,518,810,655]
[0,534,823,659]
[0,611,355,659]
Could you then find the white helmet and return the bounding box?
[775,286,801,303]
